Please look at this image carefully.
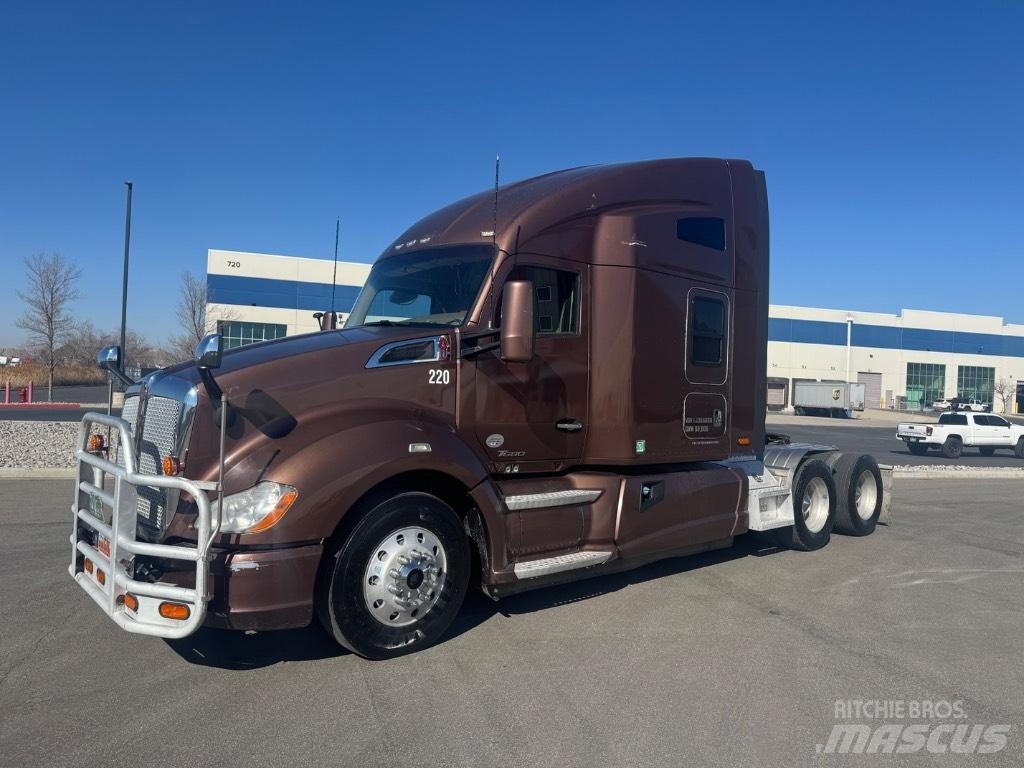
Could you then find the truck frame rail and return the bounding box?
[68,412,219,639]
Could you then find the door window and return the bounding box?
[507,266,580,335]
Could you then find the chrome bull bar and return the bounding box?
[68,412,220,639]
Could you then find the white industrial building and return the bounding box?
[769,305,1024,414]
[205,249,371,346]
[206,250,1024,414]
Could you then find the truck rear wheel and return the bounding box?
[832,454,882,536]
[774,459,835,551]
[941,436,963,459]
[1016,438,1024,459]
[318,492,470,660]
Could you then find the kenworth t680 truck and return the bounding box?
[70,158,890,659]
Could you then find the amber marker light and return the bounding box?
[159,602,191,620]
[87,434,105,452]
[737,436,751,446]
[162,455,181,475]
[247,489,299,534]
[122,594,139,612]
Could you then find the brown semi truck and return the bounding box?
[71,158,890,659]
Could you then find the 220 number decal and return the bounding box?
[428,368,450,385]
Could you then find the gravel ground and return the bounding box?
[0,421,103,469]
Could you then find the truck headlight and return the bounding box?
[212,482,298,534]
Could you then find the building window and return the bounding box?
[217,321,287,350]
[905,363,945,410]
[690,296,726,366]
[957,365,995,404]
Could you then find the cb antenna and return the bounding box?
[330,217,340,314]
[492,154,500,253]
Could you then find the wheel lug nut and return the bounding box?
[397,555,411,565]
[389,568,401,579]
[387,584,402,596]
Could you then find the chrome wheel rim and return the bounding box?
[802,477,830,533]
[854,470,877,521]
[363,527,447,627]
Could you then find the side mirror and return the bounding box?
[96,345,121,371]
[500,280,535,363]
[195,333,223,370]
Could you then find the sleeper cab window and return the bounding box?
[690,296,725,366]
[507,266,580,335]
[677,217,726,251]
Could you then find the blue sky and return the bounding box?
[1,1,1021,349]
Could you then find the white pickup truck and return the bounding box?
[897,412,1024,458]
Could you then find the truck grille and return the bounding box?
[118,393,184,538]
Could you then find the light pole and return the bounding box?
[845,314,853,384]
[119,182,133,373]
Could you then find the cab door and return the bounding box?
[472,258,589,473]
[986,415,1012,447]
[971,415,994,446]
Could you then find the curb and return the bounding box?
[0,402,82,410]
[892,466,1024,479]
[0,468,76,478]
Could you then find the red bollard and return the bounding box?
[3,381,9,404]
[27,381,33,403]
[19,387,28,403]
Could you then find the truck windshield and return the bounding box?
[346,245,494,328]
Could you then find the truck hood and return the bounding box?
[141,325,457,490]
[158,325,430,384]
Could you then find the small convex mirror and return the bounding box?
[195,333,223,370]
[96,345,121,370]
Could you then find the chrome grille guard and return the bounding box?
[68,412,221,639]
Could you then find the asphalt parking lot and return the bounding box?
[1,478,1022,767]
[770,416,1024,468]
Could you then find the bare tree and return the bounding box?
[993,378,1014,414]
[167,271,236,361]
[167,271,210,361]
[61,321,107,367]
[16,252,81,399]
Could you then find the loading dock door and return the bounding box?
[858,372,882,409]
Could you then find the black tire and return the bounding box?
[318,492,470,660]
[941,436,963,459]
[832,454,882,536]
[979,447,995,456]
[907,442,927,456]
[774,459,836,551]
[1015,438,1024,460]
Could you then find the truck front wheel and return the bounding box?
[318,492,470,660]
[1015,438,1024,459]
[775,459,836,551]
[941,436,963,459]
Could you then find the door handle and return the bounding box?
[556,419,584,433]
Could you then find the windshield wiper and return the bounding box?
[360,320,446,328]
